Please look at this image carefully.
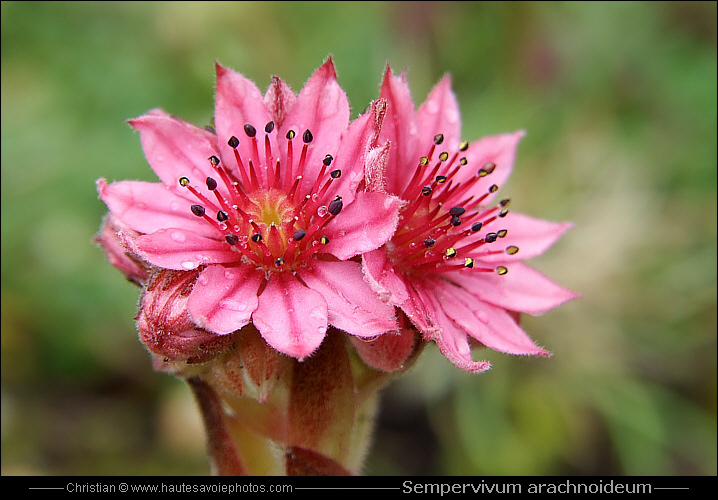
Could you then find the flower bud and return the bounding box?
[137,269,235,374]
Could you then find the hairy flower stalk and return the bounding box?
[362,67,579,371]
[95,59,419,475]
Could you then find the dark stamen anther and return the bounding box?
[286,130,296,140]
[328,196,343,216]
[225,234,239,245]
[293,229,306,241]
[471,222,483,232]
[320,235,330,245]
[485,232,498,243]
[497,229,508,238]
[251,232,262,243]
[496,266,508,275]
[506,245,519,255]
[422,186,433,196]
[303,129,313,143]
[424,237,436,248]
[191,205,206,217]
[436,175,447,184]
[330,169,342,179]
[489,184,499,193]
[499,208,509,217]
[483,162,496,174]
[419,156,429,166]
[179,176,190,187]
[459,140,469,151]
[449,206,466,216]
[206,177,218,190]
[445,247,457,258]
[228,136,239,148]
[323,154,334,166]
[244,124,257,137]
[450,215,462,226]
[500,198,511,207]
[274,257,285,267]
[439,151,449,161]
[433,133,444,145]
[459,157,468,165]
[464,257,475,268]
[217,210,229,222]
[208,155,220,167]
[265,121,275,133]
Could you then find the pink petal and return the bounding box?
[298,260,397,338]
[379,67,419,194]
[473,212,572,262]
[128,110,219,194]
[214,62,273,184]
[361,248,410,306]
[187,264,264,335]
[433,279,549,356]
[330,99,388,202]
[252,273,328,360]
[97,179,216,238]
[128,228,237,270]
[264,75,297,128]
[416,75,462,153]
[455,131,525,193]
[447,262,579,315]
[280,57,350,193]
[419,282,491,372]
[322,191,403,260]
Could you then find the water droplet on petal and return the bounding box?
[426,100,439,114]
[171,231,186,243]
[198,274,209,286]
[317,205,328,217]
[219,299,248,312]
[181,261,195,270]
[224,269,236,280]
[446,109,459,124]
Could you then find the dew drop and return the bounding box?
[170,231,186,243]
[426,100,439,114]
[224,269,236,280]
[317,205,328,217]
[181,261,196,270]
[198,274,209,286]
[219,299,248,312]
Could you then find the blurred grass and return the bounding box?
[2,1,715,476]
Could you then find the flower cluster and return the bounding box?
[97,58,576,375]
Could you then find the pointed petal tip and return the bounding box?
[318,55,338,79]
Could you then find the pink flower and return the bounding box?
[362,67,579,371]
[98,58,403,360]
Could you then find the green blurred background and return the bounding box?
[2,1,715,476]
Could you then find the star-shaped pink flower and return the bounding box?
[362,67,579,371]
[98,59,403,360]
